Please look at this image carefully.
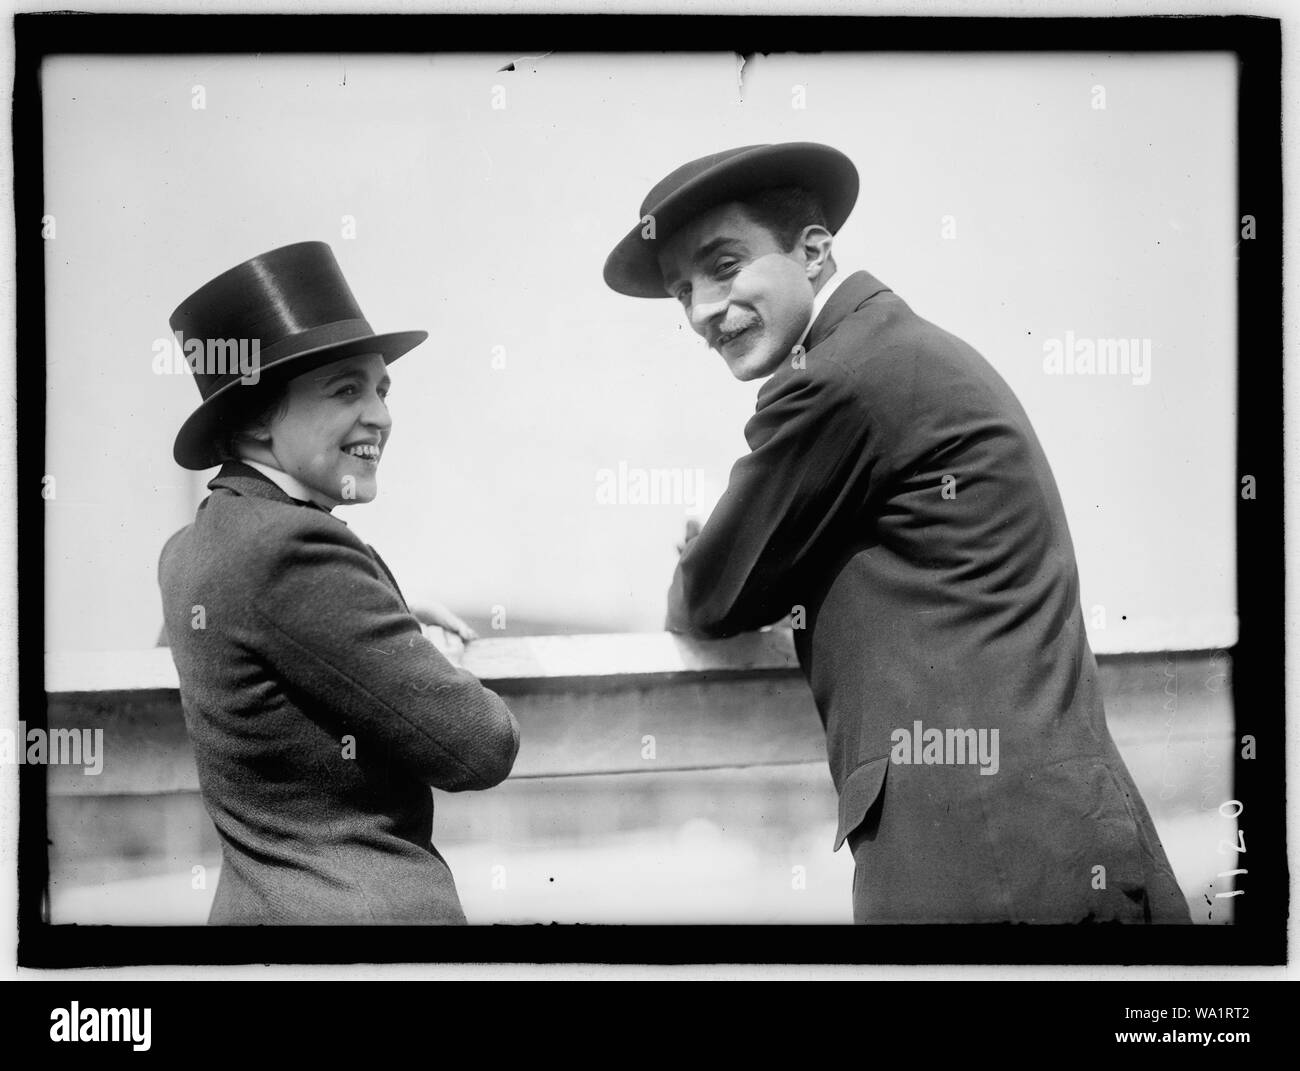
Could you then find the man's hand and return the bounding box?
[676,518,702,557]
[666,519,703,634]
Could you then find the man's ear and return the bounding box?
[798,225,834,283]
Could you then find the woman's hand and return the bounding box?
[415,599,480,643]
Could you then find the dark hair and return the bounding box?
[735,186,829,251]
[211,380,292,465]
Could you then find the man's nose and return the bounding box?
[689,292,728,334]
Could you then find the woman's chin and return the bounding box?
[338,482,378,505]
[319,470,379,506]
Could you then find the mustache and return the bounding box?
[713,314,762,346]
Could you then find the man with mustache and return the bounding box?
[603,142,1190,924]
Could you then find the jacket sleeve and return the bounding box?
[247,515,520,791]
[667,359,887,637]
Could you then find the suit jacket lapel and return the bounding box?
[805,270,894,352]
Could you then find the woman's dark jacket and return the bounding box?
[159,461,519,924]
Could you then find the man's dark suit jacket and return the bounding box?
[667,271,1190,924]
[159,462,519,924]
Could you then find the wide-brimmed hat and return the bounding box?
[603,142,859,299]
[169,241,427,470]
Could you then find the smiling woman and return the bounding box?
[229,354,393,509]
[157,242,520,925]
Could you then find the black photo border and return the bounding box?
[13,11,1285,968]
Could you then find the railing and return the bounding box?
[40,632,1234,925]
[44,630,826,792]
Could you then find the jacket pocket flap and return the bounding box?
[833,756,889,852]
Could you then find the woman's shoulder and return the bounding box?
[175,486,369,585]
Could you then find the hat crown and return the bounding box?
[606,142,859,299]
[170,241,370,357]
[639,144,766,218]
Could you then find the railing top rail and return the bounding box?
[44,630,805,695]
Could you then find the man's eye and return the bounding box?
[714,259,739,276]
[335,385,357,397]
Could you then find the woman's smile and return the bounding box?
[342,441,382,466]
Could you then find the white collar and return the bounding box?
[241,458,332,512]
[797,268,850,350]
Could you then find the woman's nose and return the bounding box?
[362,392,392,429]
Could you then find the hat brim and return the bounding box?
[603,142,860,299]
[172,329,428,471]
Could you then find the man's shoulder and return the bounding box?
[756,297,927,414]
[754,349,862,428]
[826,289,970,362]
[750,293,1030,464]
[813,291,1008,406]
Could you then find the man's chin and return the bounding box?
[724,348,783,382]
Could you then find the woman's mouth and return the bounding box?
[342,443,381,466]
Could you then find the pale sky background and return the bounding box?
[41,51,1237,652]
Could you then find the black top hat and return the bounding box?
[603,142,860,299]
[169,241,428,470]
